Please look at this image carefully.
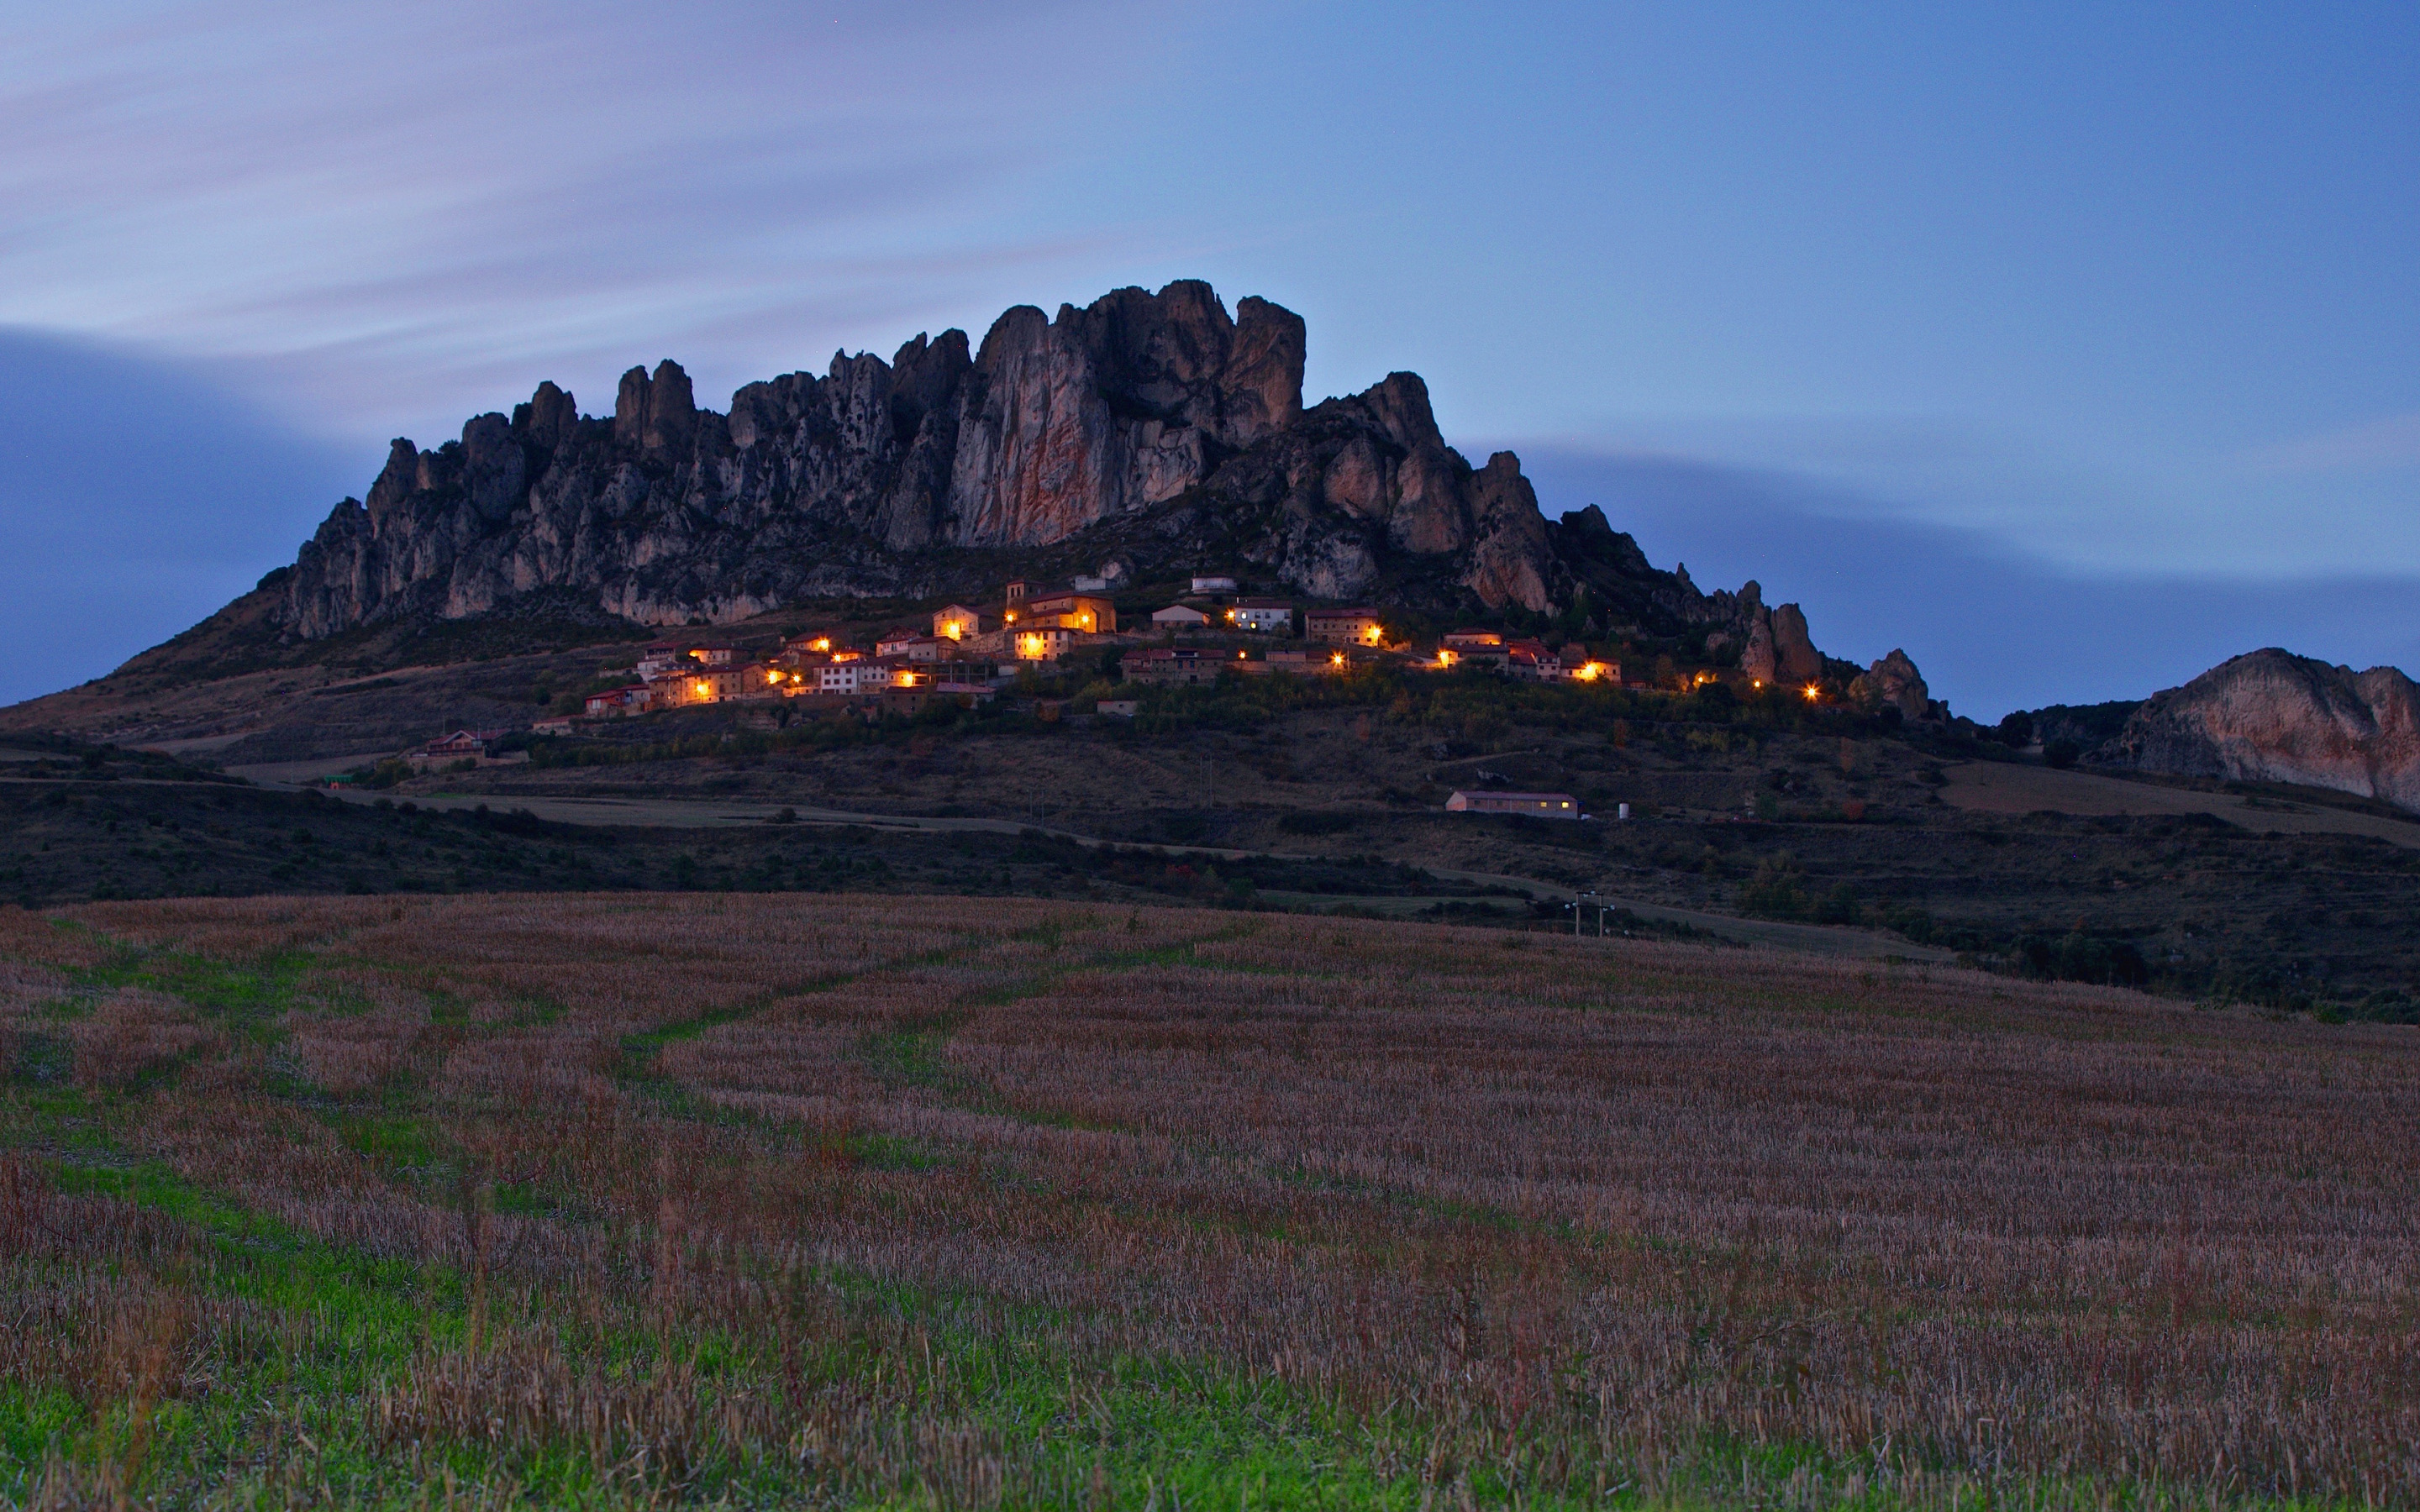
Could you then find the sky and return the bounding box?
[1,1,2413,717]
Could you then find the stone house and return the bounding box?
[1013,626,1078,661]
[1019,591,1116,634]
[585,686,654,717]
[1505,639,1561,680]
[932,604,986,642]
[1305,607,1385,646]
[1124,648,1230,686]
[405,728,526,772]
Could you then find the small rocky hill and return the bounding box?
[2091,648,2420,814]
[2,280,1921,751]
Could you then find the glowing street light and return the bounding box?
[1802,682,1823,702]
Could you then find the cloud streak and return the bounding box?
[2236,412,2420,474]
[0,1,1176,441]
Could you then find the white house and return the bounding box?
[1192,575,1238,593]
[818,663,886,695]
[1226,598,1293,634]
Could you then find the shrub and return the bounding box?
[1736,853,1808,919]
[1277,812,1357,836]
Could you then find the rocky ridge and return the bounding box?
[2091,648,2420,814]
[265,281,1825,657]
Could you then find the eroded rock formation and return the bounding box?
[1733,583,1827,686]
[1850,649,1930,721]
[2093,648,2420,813]
[278,281,1629,636]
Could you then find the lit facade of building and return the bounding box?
[1305,608,1385,646]
[1014,627,1076,661]
[1021,591,1116,634]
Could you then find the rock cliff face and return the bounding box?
[1732,583,1825,686]
[2092,649,2420,813]
[280,281,1685,638]
[1849,649,1930,721]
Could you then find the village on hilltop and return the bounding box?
[545,571,1639,726]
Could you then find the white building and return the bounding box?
[1226,598,1293,634]
[818,662,897,695]
[1444,790,1585,820]
[1191,575,1238,593]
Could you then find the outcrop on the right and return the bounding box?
[2091,648,2420,813]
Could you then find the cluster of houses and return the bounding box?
[392,572,1633,822]
[570,574,1624,722]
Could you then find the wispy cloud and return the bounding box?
[2237,411,2420,474]
[0,0,1183,440]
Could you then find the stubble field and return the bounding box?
[1,895,2414,1509]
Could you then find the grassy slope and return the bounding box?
[3,895,2415,1509]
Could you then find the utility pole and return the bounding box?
[1574,889,1611,937]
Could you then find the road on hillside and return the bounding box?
[287,783,1952,963]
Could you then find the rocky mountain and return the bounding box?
[2091,648,2420,813]
[259,281,1795,651]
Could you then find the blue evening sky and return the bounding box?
[0,3,2412,717]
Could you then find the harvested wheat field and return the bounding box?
[2,895,2415,1509]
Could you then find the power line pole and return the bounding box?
[1574,889,1610,937]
